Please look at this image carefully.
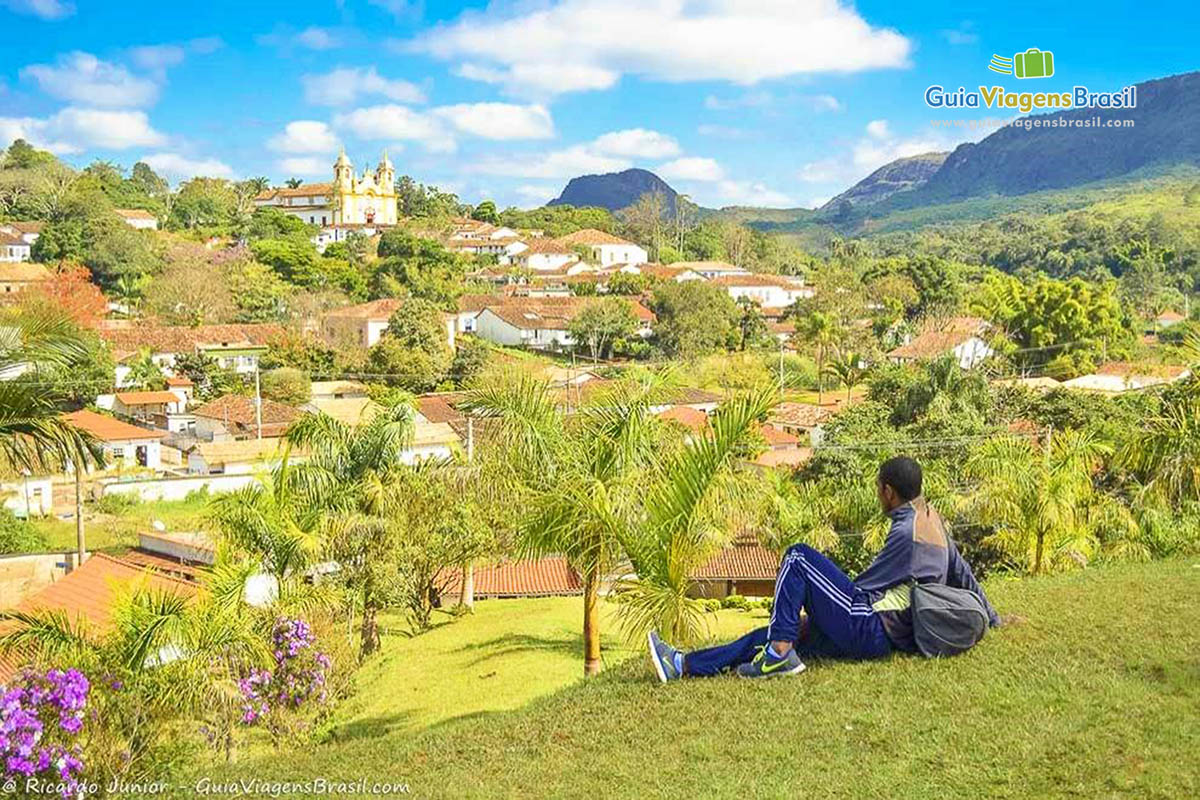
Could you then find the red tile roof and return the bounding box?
[0,554,197,681]
[477,297,654,331]
[115,391,179,406]
[759,425,800,446]
[769,402,831,429]
[323,298,405,321]
[98,324,284,355]
[193,394,300,428]
[165,376,193,387]
[1096,362,1190,380]
[887,330,979,361]
[553,228,634,247]
[440,556,582,598]
[753,447,813,469]
[62,409,166,442]
[693,534,779,580]
[255,182,333,201]
[114,208,157,221]
[710,273,807,289]
[657,405,709,432]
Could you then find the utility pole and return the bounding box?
[778,338,785,395]
[461,415,476,610]
[74,464,85,566]
[254,364,263,441]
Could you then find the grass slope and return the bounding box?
[187,560,1199,799]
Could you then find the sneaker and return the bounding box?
[647,630,681,683]
[736,644,806,679]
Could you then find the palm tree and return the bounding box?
[281,405,415,657]
[795,311,840,405]
[206,465,328,609]
[247,176,271,195]
[123,347,166,391]
[823,351,864,403]
[0,559,268,770]
[966,429,1112,573]
[284,178,304,189]
[1120,384,1200,504]
[615,386,779,644]
[0,306,104,475]
[463,372,667,676]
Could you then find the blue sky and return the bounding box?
[1,0,1196,209]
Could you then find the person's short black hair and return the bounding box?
[878,456,922,501]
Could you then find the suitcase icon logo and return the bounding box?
[988,48,1055,79]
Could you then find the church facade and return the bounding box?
[254,150,398,227]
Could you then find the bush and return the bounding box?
[720,594,750,610]
[261,367,312,406]
[701,598,722,613]
[96,493,140,516]
[0,509,48,553]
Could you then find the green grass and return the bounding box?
[182,559,1200,799]
[27,495,211,553]
[327,596,762,738]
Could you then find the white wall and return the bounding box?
[524,253,576,271]
[595,244,648,267]
[101,473,260,502]
[952,337,994,369]
[1,477,54,517]
[103,439,162,470]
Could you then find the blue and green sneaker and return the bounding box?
[647,630,682,683]
[736,644,806,679]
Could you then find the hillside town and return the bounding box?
[0,14,1198,790]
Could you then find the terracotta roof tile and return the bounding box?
[62,409,166,442]
[887,330,979,360]
[0,263,50,282]
[759,425,800,446]
[657,405,709,432]
[323,299,405,321]
[115,391,180,406]
[769,402,831,429]
[441,556,582,598]
[114,208,157,220]
[553,228,634,247]
[255,183,333,201]
[98,324,284,355]
[693,534,779,580]
[192,394,300,428]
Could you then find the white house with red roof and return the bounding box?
[554,229,648,267]
[63,409,166,470]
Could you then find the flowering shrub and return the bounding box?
[239,618,331,734]
[0,669,89,797]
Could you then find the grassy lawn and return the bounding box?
[327,596,763,738]
[181,559,1200,799]
[27,495,211,553]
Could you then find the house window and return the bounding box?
[112,447,125,459]
[321,216,327,226]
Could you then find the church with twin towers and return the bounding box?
[253,148,398,227]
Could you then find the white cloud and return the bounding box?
[0,0,73,20]
[268,121,339,153]
[141,152,233,179]
[515,184,558,205]
[278,156,330,177]
[127,45,185,72]
[333,102,557,149]
[592,128,680,159]
[302,67,425,106]
[865,119,891,139]
[940,23,978,45]
[258,26,349,52]
[332,104,453,152]
[710,180,793,208]
[657,156,725,182]
[433,103,554,140]
[471,145,630,180]
[805,94,843,112]
[295,27,340,50]
[452,62,619,96]
[0,108,166,152]
[799,119,963,186]
[21,52,159,107]
[704,90,773,111]
[416,0,910,97]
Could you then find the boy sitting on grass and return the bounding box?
[648,456,1000,681]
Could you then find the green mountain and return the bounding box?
[896,70,1200,206]
[549,168,679,213]
[821,151,948,211]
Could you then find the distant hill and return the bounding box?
[895,70,1200,206]
[549,168,679,213]
[821,152,948,211]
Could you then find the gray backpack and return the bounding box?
[911,583,989,657]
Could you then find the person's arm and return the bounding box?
[946,538,1001,627]
[853,528,912,593]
